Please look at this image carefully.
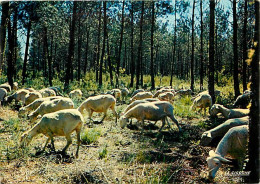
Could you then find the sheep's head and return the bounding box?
[209,104,220,116]
[20,132,32,148]
[119,116,128,129]
[200,132,212,146]
[207,150,232,180]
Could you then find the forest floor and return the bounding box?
[0,96,244,184]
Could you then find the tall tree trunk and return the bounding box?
[200,0,204,90]
[77,17,81,81]
[7,12,14,88]
[150,1,155,90]
[233,0,240,98]
[136,1,144,89]
[64,1,77,90]
[209,0,215,103]
[99,1,107,87]
[191,0,196,91]
[22,20,31,85]
[43,27,52,86]
[96,6,102,83]
[84,27,89,75]
[107,35,114,86]
[245,1,259,182]
[0,2,9,76]
[130,2,135,88]
[13,4,18,80]
[116,1,125,87]
[242,0,248,92]
[170,0,177,87]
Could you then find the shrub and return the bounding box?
[81,128,102,145]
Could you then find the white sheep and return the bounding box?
[119,101,181,132]
[158,92,175,104]
[124,98,159,114]
[111,89,121,100]
[24,91,43,106]
[176,89,192,96]
[190,94,212,115]
[130,92,153,103]
[5,89,30,104]
[28,97,74,122]
[25,87,36,92]
[207,125,248,180]
[77,94,118,123]
[131,89,145,97]
[69,89,83,99]
[201,116,249,146]
[48,86,62,96]
[209,104,249,119]
[20,109,84,158]
[121,87,129,102]
[233,93,251,108]
[0,88,8,106]
[13,82,18,90]
[39,88,56,97]
[19,96,63,116]
[0,83,11,92]
[153,88,175,98]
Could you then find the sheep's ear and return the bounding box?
[209,150,215,157]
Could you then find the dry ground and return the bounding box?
[0,102,243,184]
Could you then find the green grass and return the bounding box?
[81,127,102,145]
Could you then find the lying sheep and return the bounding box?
[130,92,153,103]
[5,89,30,104]
[0,88,8,106]
[201,116,249,146]
[20,109,83,158]
[158,92,175,104]
[39,88,56,97]
[69,89,83,99]
[77,94,118,123]
[207,125,248,180]
[176,89,192,96]
[190,94,212,115]
[233,93,251,108]
[24,91,42,106]
[210,104,249,119]
[131,89,145,97]
[19,96,63,116]
[119,101,181,132]
[121,87,129,102]
[0,83,11,92]
[28,98,74,122]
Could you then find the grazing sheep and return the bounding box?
[158,92,175,104]
[131,89,145,97]
[233,93,251,108]
[192,90,220,100]
[119,101,181,132]
[13,82,19,90]
[207,125,248,180]
[153,88,175,98]
[24,91,43,106]
[176,89,192,96]
[124,98,159,114]
[190,94,212,115]
[77,94,118,123]
[130,92,153,103]
[20,109,83,158]
[48,86,62,96]
[69,89,83,99]
[201,116,249,146]
[0,88,8,106]
[111,89,121,100]
[0,83,11,92]
[210,104,249,119]
[121,87,129,102]
[19,96,63,116]
[28,98,74,122]
[5,89,30,104]
[39,88,56,97]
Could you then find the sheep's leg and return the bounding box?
[50,137,56,152]
[159,118,166,132]
[42,137,50,152]
[169,115,181,132]
[62,134,72,155]
[75,128,81,158]
[110,104,118,123]
[87,109,94,124]
[165,117,174,132]
[100,111,107,122]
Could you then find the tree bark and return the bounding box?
[191,0,196,91]
[130,2,135,88]
[150,1,155,90]
[170,0,177,87]
[7,11,14,88]
[22,20,31,85]
[233,0,240,98]
[96,5,102,83]
[136,1,144,89]
[99,1,107,87]
[13,5,18,79]
[208,0,215,103]
[107,35,114,86]
[77,16,81,81]
[64,1,77,90]
[242,0,248,92]
[200,0,204,91]
[84,27,90,75]
[0,2,9,76]
[43,27,52,86]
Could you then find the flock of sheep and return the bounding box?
[0,82,251,180]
